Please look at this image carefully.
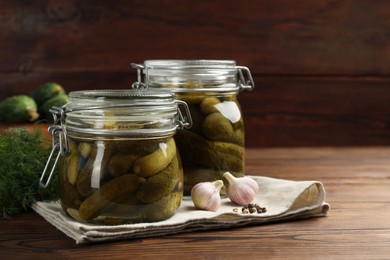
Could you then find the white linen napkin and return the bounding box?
[32,176,330,244]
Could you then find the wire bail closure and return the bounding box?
[131,63,147,89]
[175,100,192,129]
[236,66,255,91]
[39,104,70,188]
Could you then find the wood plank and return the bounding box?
[241,76,390,147]
[1,0,390,75]
[0,147,389,258]
[0,182,389,259]
[1,214,389,259]
[1,197,388,259]
[246,147,390,179]
[2,1,390,147]
[2,75,390,147]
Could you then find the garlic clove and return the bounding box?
[191,180,224,212]
[223,172,259,206]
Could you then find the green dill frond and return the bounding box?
[0,128,59,218]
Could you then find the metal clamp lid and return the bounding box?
[39,96,192,188]
[131,61,255,91]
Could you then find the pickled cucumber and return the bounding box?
[77,141,115,197]
[175,84,205,104]
[78,142,92,158]
[59,160,84,211]
[204,112,245,147]
[78,174,145,221]
[176,129,244,172]
[107,152,138,177]
[66,150,81,185]
[202,112,234,141]
[100,196,145,222]
[98,190,181,224]
[133,138,176,177]
[140,191,182,222]
[233,117,244,130]
[136,155,181,203]
[200,97,220,114]
[115,138,168,155]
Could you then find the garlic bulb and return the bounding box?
[223,172,259,206]
[191,180,224,211]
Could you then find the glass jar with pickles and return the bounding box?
[133,60,254,194]
[40,89,191,224]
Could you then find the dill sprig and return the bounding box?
[0,128,59,218]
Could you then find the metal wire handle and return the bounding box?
[236,66,255,91]
[39,104,70,188]
[175,100,193,129]
[131,63,147,89]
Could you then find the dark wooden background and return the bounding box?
[2,0,390,147]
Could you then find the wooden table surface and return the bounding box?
[1,147,390,259]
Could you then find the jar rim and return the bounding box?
[66,89,177,112]
[142,60,239,89]
[69,89,174,101]
[144,59,237,70]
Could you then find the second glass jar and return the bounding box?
[134,60,254,194]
